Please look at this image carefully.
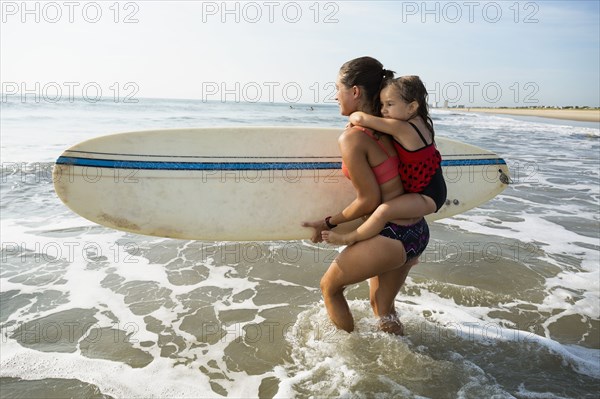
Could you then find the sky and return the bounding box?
[1,0,599,107]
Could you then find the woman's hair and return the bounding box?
[384,75,435,138]
[339,56,394,115]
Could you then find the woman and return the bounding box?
[303,57,429,335]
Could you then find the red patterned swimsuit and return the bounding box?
[338,124,437,260]
[393,122,447,211]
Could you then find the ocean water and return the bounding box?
[1,98,599,398]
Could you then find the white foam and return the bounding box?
[0,339,214,398]
[2,103,599,397]
[515,384,571,399]
[394,283,600,379]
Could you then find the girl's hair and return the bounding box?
[339,56,395,116]
[384,75,435,139]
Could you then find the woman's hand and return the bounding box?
[349,111,366,126]
[302,219,328,243]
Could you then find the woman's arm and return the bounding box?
[326,128,381,226]
[302,127,381,242]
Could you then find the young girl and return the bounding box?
[322,76,447,245]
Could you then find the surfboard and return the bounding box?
[52,127,510,241]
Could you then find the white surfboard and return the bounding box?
[52,127,510,241]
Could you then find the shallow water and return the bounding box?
[1,99,599,398]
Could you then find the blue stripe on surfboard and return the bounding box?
[56,156,341,170]
[442,159,506,166]
[56,156,506,170]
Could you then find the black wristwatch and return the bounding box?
[325,216,338,229]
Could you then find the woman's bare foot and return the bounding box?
[322,230,356,245]
[378,314,404,336]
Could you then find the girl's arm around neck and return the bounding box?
[349,112,420,142]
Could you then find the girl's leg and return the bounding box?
[320,235,407,332]
[323,193,435,245]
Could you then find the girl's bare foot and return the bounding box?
[322,230,356,245]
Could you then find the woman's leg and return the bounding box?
[320,235,407,332]
[369,257,419,335]
[323,193,435,245]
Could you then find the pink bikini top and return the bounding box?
[341,127,400,184]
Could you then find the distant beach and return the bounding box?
[456,108,600,122]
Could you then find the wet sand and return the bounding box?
[456,108,600,122]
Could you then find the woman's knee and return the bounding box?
[319,275,329,294]
[320,273,341,297]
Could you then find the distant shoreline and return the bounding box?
[449,108,600,123]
